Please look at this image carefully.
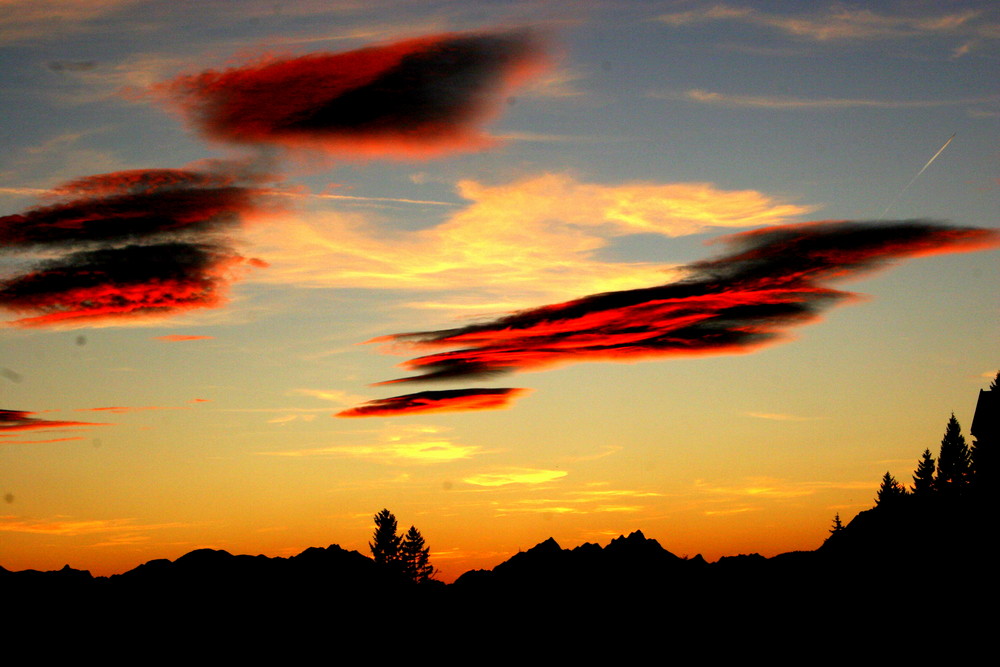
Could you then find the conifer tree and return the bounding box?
[399,525,434,583]
[911,448,936,496]
[875,471,907,506]
[935,414,971,493]
[829,513,844,534]
[369,508,402,571]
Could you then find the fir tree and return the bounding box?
[875,471,907,507]
[829,513,844,534]
[399,525,434,583]
[369,508,402,571]
[911,448,936,496]
[935,414,971,493]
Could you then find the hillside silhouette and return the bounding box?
[5,375,994,640]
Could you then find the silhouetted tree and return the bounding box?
[912,448,936,496]
[935,414,971,493]
[876,471,907,507]
[400,525,434,583]
[369,508,402,571]
[829,513,844,534]
[969,371,999,493]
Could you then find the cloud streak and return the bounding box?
[657,5,989,42]
[159,29,548,158]
[371,221,999,384]
[674,89,995,110]
[0,166,267,326]
[337,388,529,418]
[463,468,567,487]
[0,409,109,443]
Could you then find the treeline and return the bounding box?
[869,371,996,511]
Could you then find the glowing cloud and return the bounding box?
[265,440,480,464]
[336,388,529,418]
[245,173,812,307]
[463,468,568,487]
[159,29,548,157]
[0,166,267,326]
[372,221,999,383]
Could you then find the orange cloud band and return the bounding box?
[336,388,529,417]
[0,409,109,433]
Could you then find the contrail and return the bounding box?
[878,133,955,219]
[260,190,459,206]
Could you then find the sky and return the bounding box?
[1,0,997,582]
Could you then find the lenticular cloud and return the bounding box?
[160,29,547,157]
[0,166,266,326]
[336,388,529,418]
[372,221,999,383]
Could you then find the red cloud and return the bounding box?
[159,29,548,158]
[0,166,267,327]
[0,242,255,327]
[0,409,109,438]
[0,168,261,249]
[153,335,215,342]
[336,388,529,418]
[76,405,186,414]
[372,221,999,383]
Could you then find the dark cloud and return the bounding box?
[0,409,109,435]
[372,221,999,383]
[336,388,529,418]
[0,167,268,326]
[0,242,252,326]
[0,168,260,249]
[160,29,548,157]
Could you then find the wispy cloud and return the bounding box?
[262,432,481,464]
[656,5,990,42]
[0,515,188,536]
[291,388,371,407]
[670,89,996,110]
[491,488,661,515]
[744,411,817,422]
[153,335,214,342]
[75,405,189,414]
[695,477,874,500]
[245,173,812,309]
[463,468,567,487]
[0,0,141,45]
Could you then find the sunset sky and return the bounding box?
[2,0,997,582]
